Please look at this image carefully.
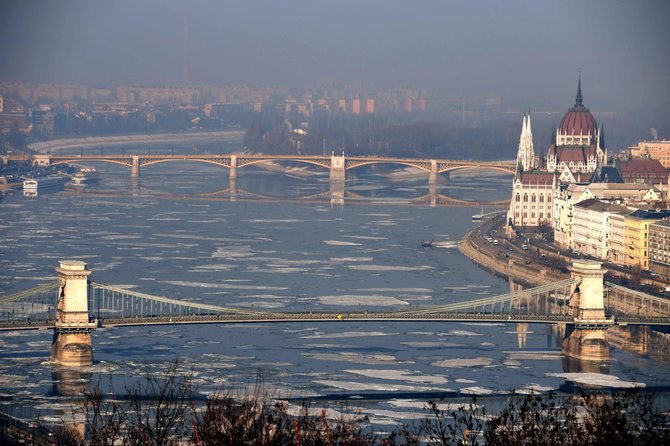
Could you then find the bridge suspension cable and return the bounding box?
[605,282,670,320]
[90,282,267,317]
[0,281,60,305]
[405,278,578,315]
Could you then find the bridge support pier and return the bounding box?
[562,260,611,362]
[330,155,346,182]
[131,155,140,178]
[429,160,438,184]
[51,261,96,367]
[229,154,237,180]
[427,161,438,206]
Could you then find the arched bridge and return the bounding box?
[36,153,516,181]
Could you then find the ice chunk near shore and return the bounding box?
[460,386,496,395]
[505,351,561,361]
[433,357,494,368]
[315,380,450,393]
[547,372,645,388]
[389,400,454,411]
[343,369,448,385]
[302,352,401,365]
[516,383,557,394]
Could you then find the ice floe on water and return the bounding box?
[211,246,254,259]
[244,219,304,224]
[454,378,477,384]
[347,265,433,271]
[246,266,310,274]
[343,369,448,385]
[432,241,458,249]
[345,235,387,240]
[505,351,561,361]
[302,352,402,365]
[546,372,645,388]
[318,294,408,307]
[460,386,496,395]
[235,301,287,309]
[355,287,433,293]
[516,383,557,394]
[189,263,236,271]
[443,284,491,292]
[162,280,287,291]
[330,257,374,262]
[433,357,495,368]
[401,341,465,348]
[300,331,395,339]
[315,380,449,393]
[323,240,363,246]
[440,330,482,337]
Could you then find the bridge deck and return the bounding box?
[5,312,668,331]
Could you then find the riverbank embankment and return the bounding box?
[459,215,568,287]
[27,130,245,154]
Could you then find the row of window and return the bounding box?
[514,212,551,219]
[514,194,551,203]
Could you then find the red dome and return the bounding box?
[559,105,597,135]
[559,76,597,136]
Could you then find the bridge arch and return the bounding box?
[344,160,433,173]
[140,158,232,169]
[236,158,331,170]
[51,158,134,168]
[439,165,515,175]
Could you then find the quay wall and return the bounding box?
[458,218,568,287]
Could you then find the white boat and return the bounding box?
[70,167,99,186]
[23,175,69,191]
[471,207,485,221]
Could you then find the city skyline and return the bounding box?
[1,0,669,112]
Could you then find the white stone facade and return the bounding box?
[553,183,663,249]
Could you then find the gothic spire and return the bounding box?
[600,123,605,148]
[575,72,583,106]
[526,110,532,135]
[551,123,556,144]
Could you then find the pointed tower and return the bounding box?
[575,72,583,106]
[517,112,535,172]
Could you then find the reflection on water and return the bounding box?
[2,160,670,426]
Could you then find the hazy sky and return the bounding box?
[1,0,668,111]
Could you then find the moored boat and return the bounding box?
[70,167,99,186]
[23,175,68,191]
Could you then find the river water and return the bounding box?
[2,146,670,426]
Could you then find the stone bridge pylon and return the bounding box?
[51,261,97,367]
[562,259,613,362]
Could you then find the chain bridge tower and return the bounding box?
[562,260,613,362]
[51,261,97,367]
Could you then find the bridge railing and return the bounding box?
[605,282,670,319]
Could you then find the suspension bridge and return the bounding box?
[1,260,669,367]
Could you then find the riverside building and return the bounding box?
[649,220,670,280]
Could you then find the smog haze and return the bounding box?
[1,0,669,111]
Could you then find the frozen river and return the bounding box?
[2,155,670,425]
